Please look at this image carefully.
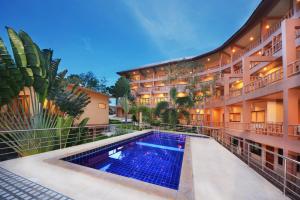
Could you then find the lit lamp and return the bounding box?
[196,109,200,113]
[249,37,254,41]
[265,24,270,29]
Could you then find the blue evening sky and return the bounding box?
[0,0,261,86]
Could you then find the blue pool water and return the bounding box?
[63,132,186,190]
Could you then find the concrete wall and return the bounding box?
[75,91,109,125]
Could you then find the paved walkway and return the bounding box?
[0,167,72,200]
[191,138,289,200]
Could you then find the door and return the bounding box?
[265,145,275,170]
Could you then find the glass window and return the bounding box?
[98,103,106,109]
[278,148,283,165]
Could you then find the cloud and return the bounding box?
[124,0,199,57]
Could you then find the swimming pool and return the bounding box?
[63,131,186,190]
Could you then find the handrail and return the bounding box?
[287,59,300,77]
[244,69,283,93]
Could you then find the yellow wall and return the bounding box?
[267,101,283,123]
[75,91,109,125]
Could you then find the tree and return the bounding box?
[109,77,130,105]
[64,71,109,94]
[119,94,130,123]
[0,27,91,157]
[154,87,194,127]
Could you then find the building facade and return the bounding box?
[118,0,300,177]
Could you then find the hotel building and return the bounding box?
[117,0,300,177]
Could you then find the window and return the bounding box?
[140,98,150,105]
[251,111,265,123]
[248,141,261,156]
[278,148,283,165]
[232,138,239,146]
[98,103,106,109]
[229,113,241,122]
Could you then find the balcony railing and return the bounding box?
[152,86,169,93]
[288,124,300,137]
[137,87,152,93]
[204,95,224,106]
[244,69,283,93]
[287,59,300,77]
[229,88,243,98]
[225,122,283,136]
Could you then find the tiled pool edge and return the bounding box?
[45,130,196,199]
[176,137,195,200]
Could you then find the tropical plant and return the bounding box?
[130,105,153,124]
[154,87,194,127]
[119,94,130,123]
[0,27,91,157]
[109,77,130,105]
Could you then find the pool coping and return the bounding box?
[44,130,202,199]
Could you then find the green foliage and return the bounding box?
[176,96,194,108]
[109,77,130,103]
[119,95,130,123]
[54,85,91,118]
[154,87,193,126]
[64,72,108,94]
[169,87,177,104]
[109,119,122,124]
[154,101,169,117]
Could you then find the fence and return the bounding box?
[154,123,300,200]
[0,124,137,162]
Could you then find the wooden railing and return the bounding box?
[288,124,300,137]
[229,88,243,98]
[244,69,283,93]
[225,122,283,136]
[287,59,300,77]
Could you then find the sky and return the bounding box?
[0,0,261,86]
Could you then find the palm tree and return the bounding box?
[119,94,130,123]
[155,87,194,127]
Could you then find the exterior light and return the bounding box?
[263,67,267,71]
[207,58,210,61]
[232,49,236,53]
[258,51,262,55]
[250,37,254,41]
[265,24,270,29]
[196,109,200,113]
[190,71,192,74]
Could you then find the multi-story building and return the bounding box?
[117,0,300,177]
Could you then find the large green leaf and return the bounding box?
[6,27,27,68]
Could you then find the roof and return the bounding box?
[66,84,110,98]
[117,0,278,75]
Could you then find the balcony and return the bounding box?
[225,122,283,136]
[137,87,152,94]
[244,69,283,94]
[287,59,300,77]
[228,88,243,98]
[288,124,300,138]
[152,86,169,93]
[204,95,224,107]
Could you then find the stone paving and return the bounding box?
[0,167,72,200]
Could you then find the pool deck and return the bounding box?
[0,130,289,200]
